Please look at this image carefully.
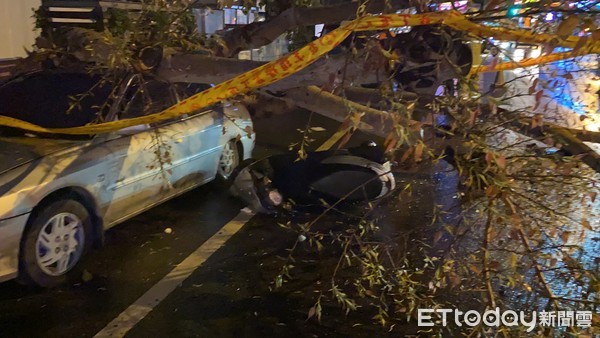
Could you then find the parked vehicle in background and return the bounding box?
[0,71,254,287]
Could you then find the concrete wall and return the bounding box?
[0,0,40,58]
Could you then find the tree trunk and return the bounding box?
[157,48,387,91]
[158,54,267,84]
[559,127,600,144]
[263,86,392,136]
[218,0,410,56]
[506,116,600,173]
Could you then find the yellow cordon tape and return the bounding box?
[445,18,600,54]
[1,10,598,135]
[471,50,594,75]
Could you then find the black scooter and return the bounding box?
[229,142,396,214]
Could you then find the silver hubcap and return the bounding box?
[219,142,238,179]
[36,212,85,276]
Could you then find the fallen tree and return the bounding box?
[5,1,600,335]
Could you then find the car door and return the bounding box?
[100,76,178,226]
[163,83,224,192]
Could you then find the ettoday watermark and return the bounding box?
[418,308,593,332]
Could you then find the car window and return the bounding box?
[0,72,114,130]
[174,83,212,99]
[172,82,221,116]
[119,78,175,121]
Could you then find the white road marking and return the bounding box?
[94,210,254,338]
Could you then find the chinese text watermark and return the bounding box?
[418,308,592,332]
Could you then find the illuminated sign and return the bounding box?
[439,1,468,11]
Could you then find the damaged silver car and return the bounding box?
[0,71,254,287]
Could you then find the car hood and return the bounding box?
[0,137,79,175]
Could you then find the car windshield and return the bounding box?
[0,72,114,138]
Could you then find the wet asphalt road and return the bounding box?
[0,182,244,338]
[0,111,457,337]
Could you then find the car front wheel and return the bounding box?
[20,199,93,287]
